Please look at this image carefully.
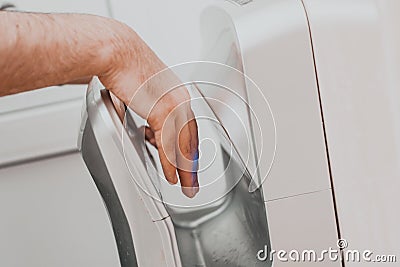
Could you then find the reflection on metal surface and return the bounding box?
[172,149,272,267]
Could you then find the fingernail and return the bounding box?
[182,187,193,198]
[168,174,178,185]
[182,186,198,198]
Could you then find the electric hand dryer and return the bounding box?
[78,0,377,266]
[78,76,272,266]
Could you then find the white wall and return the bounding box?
[110,0,220,66]
[0,154,120,267]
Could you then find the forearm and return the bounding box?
[0,11,199,197]
[0,11,138,96]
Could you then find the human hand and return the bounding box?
[99,24,199,198]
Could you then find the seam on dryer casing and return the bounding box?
[299,1,345,267]
[152,215,170,222]
[0,148,78,169]
[265,188,330,203]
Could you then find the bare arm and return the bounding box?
[0,12,199,197]
[0,12,120,94]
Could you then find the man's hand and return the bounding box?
[100,27,199,197]
[0,12,199,197]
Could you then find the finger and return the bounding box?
[176,117,199,198]
[155,128,178,184]
[188,115,199,188]
[137,126,157,148]
[144,126,157,147]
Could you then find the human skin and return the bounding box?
[0,11,199,197]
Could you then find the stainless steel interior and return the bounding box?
[172,149,272,267]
